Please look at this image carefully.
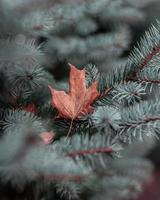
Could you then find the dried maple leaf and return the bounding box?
[49,64,99,119]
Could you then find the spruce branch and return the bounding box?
[0,1,157,200]
[126,21,160,81]
[56,181,81,200]
[119,99,160,143]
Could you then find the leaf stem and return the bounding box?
[66,119,74,138]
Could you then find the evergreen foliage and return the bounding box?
[0,1,159,200]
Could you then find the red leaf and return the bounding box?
[49,64,99,119]
[40,131,55,144]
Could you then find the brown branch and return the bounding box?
[67,146,113,158]
[101,87,112,96]
[120,116,160,129]
[127,46,160,82]
[96,87,113,102]
[140,46,160,69]
[138,78,160,84]
[42,173,87,182]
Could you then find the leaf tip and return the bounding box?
[48,85,54,93]
[68,63,77,71]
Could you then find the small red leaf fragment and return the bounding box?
[40,131,55,144]
[23,103,38,113]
